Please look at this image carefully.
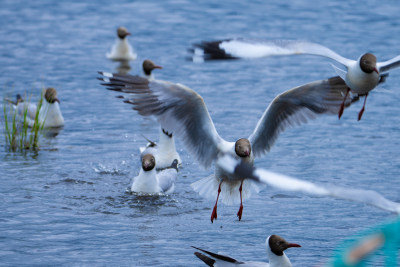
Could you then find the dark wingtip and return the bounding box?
[170,159,179,171]
[379,73,389,84]
[162,128,173,138]
[141,134,157,147]
[191,246,240,264]
[193,252,215,267]
[190,39,240,61]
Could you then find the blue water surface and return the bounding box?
[1,0,400,266]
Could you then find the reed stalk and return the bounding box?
[2,92,44,152]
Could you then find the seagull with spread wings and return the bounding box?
[192,39,399,120]
[99,72,357,222]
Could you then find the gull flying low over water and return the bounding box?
[192,234,301,267]
[99,72,357,222]
[217,154,400,214]
[8,87,64,128]
[131,153,179,194]
[192,39,399,120]
[106,26,137,62]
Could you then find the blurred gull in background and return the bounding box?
[191,38,400,120]
[106,26,137,62]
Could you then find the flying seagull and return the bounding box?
[192,39,397,120]
[99,72,357,222]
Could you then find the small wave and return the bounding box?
[92,163,127,176]
[62,178,94,185]
[271,193,301,199]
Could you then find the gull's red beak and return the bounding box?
[287,243,301,248]
[374,67,379,74]
[154,65,162,69]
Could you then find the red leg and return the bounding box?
[358,93,368,121]
[237,181,244,221]
[211,181,223,223]
[338,88,350,119]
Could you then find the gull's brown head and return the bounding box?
[235,138,251,158]
[44,88,59,104]
[268,235,301,256]
[117,27,131,39]
[143,59,163,76]
[360,53,378,74]
[142,154,156,171]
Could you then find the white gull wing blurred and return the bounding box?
[377,54,400,73]
[99,73,230,168]
[217,154,400,214]
[192,38,353,66]
[248,76,356,157]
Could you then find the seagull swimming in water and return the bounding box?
[8,87,64,128]
[131,153,179,194]
[98,72,357,222]
[192,234,301,267]
[192,39,398,120]
[106,26,137,62]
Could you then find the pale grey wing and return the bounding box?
[157,169,177,192]
[217,154,400,214]
[99,72,226,168]
[377,54,400,73]
[193,38,354,66]
[249,76,355,157]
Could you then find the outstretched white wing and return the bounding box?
[217,154,400,214]
[248,76,356,157]
[377,54,400,73]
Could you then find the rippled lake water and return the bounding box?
[1,0,400,266]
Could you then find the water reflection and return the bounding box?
[42,126,63,138]
[115,60,131,74]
